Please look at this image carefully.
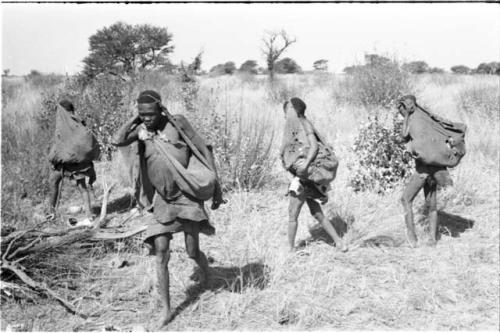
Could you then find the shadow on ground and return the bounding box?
[91,192,136,215]
[437,211,474,238]
[167,262,270,325]
[297,215,349,248]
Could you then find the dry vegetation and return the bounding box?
[1,72,499,331]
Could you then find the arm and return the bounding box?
[112,116,141,147]
[401,114,411,142]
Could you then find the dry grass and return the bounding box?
[1,73,499,331]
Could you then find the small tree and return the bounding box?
[275,57,302,74]
[402,61,430,74]
[450,65,471,74]
[2,69,10,77]
[209,62,236,75]
[239,60,259,74]
[187,51,203,75]
[313,59,329,71]
[82,22,174,78]
[475,62,500,75]
[261,30,297,81]
[223,61,236,74]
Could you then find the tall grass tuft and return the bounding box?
[458,84,500,118]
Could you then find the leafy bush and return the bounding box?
[337,56,412,108]
[348,114,413,193]
[458,84,500,118]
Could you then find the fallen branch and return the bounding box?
[1,219,146,317]
[1,260,88,319]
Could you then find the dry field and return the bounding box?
[1,73,499,331]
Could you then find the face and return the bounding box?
[283,101,293,117]
[138,103,161,130]
[397,101,409,118]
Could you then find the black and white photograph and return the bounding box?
[1,1,499,331]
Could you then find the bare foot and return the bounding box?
[337,241,348,252]
[157,311,175,330]
[191,269,210,287]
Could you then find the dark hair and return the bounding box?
[290,97,306,116]
[137,90,162,104]
[59,99,74,112]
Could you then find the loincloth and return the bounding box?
[415,161,452,188]
[288,178,328,201]
[53,161,96,185]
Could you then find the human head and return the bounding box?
[137,90,163,130]
[59,99,75,114]
[283,97,307,117]
[397,95,416,117]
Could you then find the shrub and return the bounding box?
[458,84,500,118]
[189,99,277,191]
[348,114,413,193]
[338,57,412,108]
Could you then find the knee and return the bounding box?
[156,248,170,266]
[154,238,170,265]
[186,244,199,259]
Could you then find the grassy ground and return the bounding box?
[1,73,499,331]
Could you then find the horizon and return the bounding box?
[2,3,500,76]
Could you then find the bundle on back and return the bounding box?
[48,107,101,165]
[134,114,218,209]
[281,112,339,187]
[402,98,467,168]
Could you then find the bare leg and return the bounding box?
[185,228,210,286]
[76,179,92,217]
[306,199,347,252]
[48,171,63,209]
[288,194,305,251]
[401,173,427,247]
[424,180,438,246]
[155,235,174,328]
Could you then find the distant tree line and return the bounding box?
[16,21,499,80]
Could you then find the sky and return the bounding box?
[1,2,500,75]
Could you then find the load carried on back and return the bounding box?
[398,95,466,168]
[280,98,339,194]
[135,110,219,207]
[48,104,101,165]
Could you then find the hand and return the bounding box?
[211,183,224,210]
[138,127,153,141]
[294,159,309,177]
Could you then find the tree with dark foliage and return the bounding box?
[82,22,174,78]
